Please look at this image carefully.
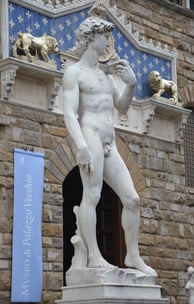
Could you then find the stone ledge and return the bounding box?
[0,57,63,111]
[115,97,191,143]
[56,300,167,304]
[56,283,167,304]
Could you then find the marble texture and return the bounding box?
[66,267,156,286]
[55,268,168,304]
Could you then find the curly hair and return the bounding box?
[70,17,114,57]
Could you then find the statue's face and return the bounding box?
[92,33,109,57]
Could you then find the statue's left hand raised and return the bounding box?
[114,60,136,85]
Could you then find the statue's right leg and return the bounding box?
[78,137,116,269]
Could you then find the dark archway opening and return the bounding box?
[62,166,126,285]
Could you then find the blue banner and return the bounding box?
[11,148,44,302]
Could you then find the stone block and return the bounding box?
[42,223,63,237]
[0,271,11,289]
[42,134,58,150]
[0,291,10,304]
[24,129,41,146]
[0,218,9,233]
[135,179,147,193]
[43,206,53,222]
[47,248,63,262]
[139,233,154,246]
[0,260,9,269]
[160,279,178,297]
[0,163,13,177]
[43,125,67,137]
[53,263,63,271]
[46,272,63,291]
[53,237,63,248]
[2,233,12,245]
[43,290,62,304]
[141,207,154,219]
[0,115,12,126]
[0,246,12,259]
[42,236,53,247]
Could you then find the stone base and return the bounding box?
[56,268,168,304]
[56,283,168,304]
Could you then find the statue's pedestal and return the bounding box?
[56,268,168,304]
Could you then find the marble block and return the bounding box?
[55,268,168,304]
[66,267,156,286]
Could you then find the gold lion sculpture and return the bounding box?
[12,32,59,62]
[149,70,177,104]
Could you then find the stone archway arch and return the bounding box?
[45,132,146,194]
[45,134,77,184]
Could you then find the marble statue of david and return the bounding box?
[63,16,156,276]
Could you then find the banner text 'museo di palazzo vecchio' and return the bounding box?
[11,148,44,302]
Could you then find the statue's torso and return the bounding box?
[77,66,115,143]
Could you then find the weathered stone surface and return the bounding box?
[42,223,63,236]
[0,271,11,289]
[47,248,63,262]
[0,291,10,304]
[46,272,63,290]
[43,236,53,247]
[43,205,53,222]
[0,219,9,233]
[43,124,67,137]
[42,290,62,304]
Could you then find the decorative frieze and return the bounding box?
[0,58,63,111]
[0,63,18,100]
[115,97,191,143]
[9,0,95,15]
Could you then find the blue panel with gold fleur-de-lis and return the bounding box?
[8,1,172,100]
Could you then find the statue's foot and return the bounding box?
[88,255,117,269]
[125,254,157,276]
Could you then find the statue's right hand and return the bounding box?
[76,147,94,173]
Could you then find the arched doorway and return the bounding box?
[62,166,126,284]
[62,166,82,279]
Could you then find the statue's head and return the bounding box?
[73,17,114,57]
[76,17,114,39]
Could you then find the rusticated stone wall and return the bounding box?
[118,131,194,304]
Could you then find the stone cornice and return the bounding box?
[0,57,63,110]
[114,97,191,143]
[10,0,194,18]
[10,0,95,17]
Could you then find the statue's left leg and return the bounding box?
[104,142,157,276]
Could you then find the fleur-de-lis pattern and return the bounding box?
[8,1,172,99]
